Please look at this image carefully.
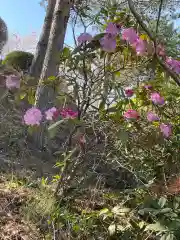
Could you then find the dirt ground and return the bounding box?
[0,177,42,240]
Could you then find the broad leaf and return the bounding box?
[112,206,131,216]
[160,233,175,240]
[145,222,167,232]
[158,197,167,208]
[108,224,116,236]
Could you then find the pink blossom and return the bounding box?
[166,57,180,74]
[124,109,140,120]
[45,107,57,121]
[150,92,165,105]
[6,75,20,89]
[24,107,42,126]
[160,123,172,138]
[77,33,93,45]
[122,28,138,45]
[60,108,78,119]
[134,38,146,55]
[100,34,116,52]
[106,22,120,36]
[147,112,159,122]
[125,88,134,97]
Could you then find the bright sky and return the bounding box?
[0,0,82,55]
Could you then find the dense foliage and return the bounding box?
[2,50,34,72]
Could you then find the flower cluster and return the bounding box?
[24,107,42,126]
[123,109,140,120]
[60,108,78,119]
[150,92,165,105]
[5,75,21,89]
[23,107,78,126]
[166,57,180,74]
[123,87,172,138]
[76,23,180,75]
[100,22,121,52]
[77,33,93,45]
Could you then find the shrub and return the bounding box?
[2,51,33,72]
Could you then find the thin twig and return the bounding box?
[127,0,180,86]
[155,0,163,38]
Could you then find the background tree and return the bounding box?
[0,17,8,54]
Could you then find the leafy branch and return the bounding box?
[127,0,180,86]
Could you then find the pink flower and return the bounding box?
[106,22,120,36]
[150,92,165,105]
[166,57,180,74]
[147,112,159,122]
[45,107,57,120]
[6,75,20,89]
[125,88,134,97]
[122,28,138,45]
[134,38,146,55]
[124,109,140,120]
[100,34,116,52]
[60,108,78,119]
[77,33,93,45]
[160,123,172,138]
[24,107,42,126]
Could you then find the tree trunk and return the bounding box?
[29,0,56,80]
[33,0,72,149]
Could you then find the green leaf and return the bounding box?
[160,233,175,240]
[62,47,70,58]
[158,197,167,208]
[130,219,140,230]
[63,147,77,162]
[138,208,159,215]
[159,208,172,214]
[48,119,64,131]
[73,224,80,232]
[112,206,131,216]
[139,221,145,229]
[19,92,27,100]
[145,222,167,232]
[99,208,109,216]
[55,161,65,168]
[48,76,56,81]
[108,224,116,236]
[41,177,48,186]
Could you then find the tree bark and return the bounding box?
[33,0,72,149]
[29,0,56,80]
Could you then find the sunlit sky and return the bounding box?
[0,0,83,55]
